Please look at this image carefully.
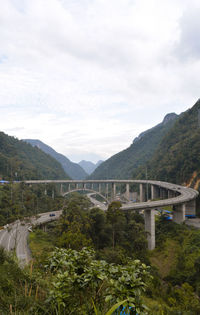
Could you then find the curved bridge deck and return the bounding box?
[23,179,199,250]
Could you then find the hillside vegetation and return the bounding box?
[140,99,200,187]
[24,139,87,179]
[0,132,69,180]
[89,113,178,179]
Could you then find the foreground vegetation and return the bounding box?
[2,192,200,314]
[0,182,64,226]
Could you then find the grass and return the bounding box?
[28,228,54,259]
[150,239,179,278]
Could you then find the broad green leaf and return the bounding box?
[105,299,127,315]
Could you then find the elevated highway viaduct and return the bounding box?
[23,179,199,250]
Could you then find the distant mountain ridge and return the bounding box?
[89,113,178,180]
[78,160,103,175]
[23,139,88,180]
[0,132,69,180]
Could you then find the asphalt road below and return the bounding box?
[87,193,107,211]
[0,210,62,265]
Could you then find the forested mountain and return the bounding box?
[78,160,103,175]
[141,99,200,188]
[89,113,178,179]
[0,132,69,180]
[24,139,87,180]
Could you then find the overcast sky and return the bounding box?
[0,0,200,163]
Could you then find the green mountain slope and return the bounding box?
[23,139,88,179]
[144,99,200,187]
[0,132,69,180]
[89,113,178,179]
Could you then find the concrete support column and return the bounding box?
[75,183,79,189]
[168,190,175,198]
[99,183,101,193]
[144,209,155,250]
[91,183,94,190]
[173,204,185,223]
[140,184,146,202]
[160,188,168,199]
[112,183,116,200]
[106,183,109,199]
[83,183,86,190]
[151,185,160,200]
[52,190,54,199]
[68,184,71,191]
[185,199,196,216]
[126,183,130,200]
[42,224,47,232]
[60,184,63,195]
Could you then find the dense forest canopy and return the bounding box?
[137,100,200,187]
[0,131,70,180]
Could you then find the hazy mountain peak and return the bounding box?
[162,113,178,125]
[78,160,103,175]
[133,112,177,144]
[23,139,87,179]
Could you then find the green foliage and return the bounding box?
[0,131,69,180]
[0,182,64,225]
[51,195,148,263]
[143,99,200,185]
[148,218,200,313]
[0,248,47,314]
[46,247,151,314]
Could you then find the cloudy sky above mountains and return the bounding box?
[0,0,200,162]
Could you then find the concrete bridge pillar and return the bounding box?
[185,199,196,216]
[106,183,109,198]
[160,188,168,199]
[83,183,86,190]
[173,204,185,223]
[140,184,146,202]
[151,185,160,200]
[91,183,94,190]
[125,183,130,200]
[60,184,63,195]
[99,183,101,194]
[112,183,116,200]
[75,183,79,189]
[168,190,175,198]
[68,184,71,191]
[144,209,155,250]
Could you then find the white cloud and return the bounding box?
[0,0,200,162]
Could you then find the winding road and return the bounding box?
[0,210,62,264]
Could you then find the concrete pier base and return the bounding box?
[144,209,155,250]
[173,204,185,223]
